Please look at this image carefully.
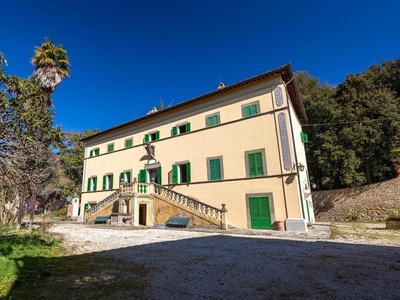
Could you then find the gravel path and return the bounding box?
[49,223,400,299]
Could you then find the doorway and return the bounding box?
[139,204,147,225]
[248,196,272,229]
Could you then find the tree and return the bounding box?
[296,59,400,190]
[31,38,70,106]
[59,129,99,193]
[1,46,64,228]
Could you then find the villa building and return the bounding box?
[80,64,315,232]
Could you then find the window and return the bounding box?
[208,157,223,181]
[144,131,160,143]
[102,174,113,190]
[107,143,114,153]
[172,162,191,184]
[246,151,265,177]
[89,148,100,157]
[206,113,220,127]
[87,176,97,192]
[125,138,133,148]
[120,171,132,183]
[242,102,259,118]
[171,123,191,136]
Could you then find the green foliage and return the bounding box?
[59,129,99,191]
[296,59,400,190]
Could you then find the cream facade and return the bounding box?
[80,64,315,231]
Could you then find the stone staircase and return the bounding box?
[85,190,120,221]
[85,180,227,229]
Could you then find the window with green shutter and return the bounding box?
[120,171,132,183]
[88,176,97,191]
[172,162,191,184]
[145,131,160,143]
[125,138,133,148]
[107,143,114,153]
[242,103,259,118]
[172,123,191,136]
[208,158,222,181]
[247,152,264,177]
[206,114,220,127]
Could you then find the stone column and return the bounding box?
[221,203,228,230]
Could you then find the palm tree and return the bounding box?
[31,38,70,106]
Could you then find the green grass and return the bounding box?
[0,226,148,299]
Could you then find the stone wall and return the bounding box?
[312,176,400,221]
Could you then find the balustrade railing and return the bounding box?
[153,183,224,224]
[85,190,120,219]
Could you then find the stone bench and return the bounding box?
[166,217,190,228]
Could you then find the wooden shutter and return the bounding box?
[157,166,162,185]
[93,177,97,191]
[248,153,256,177]
[185,123,191,133]
[155,131,160,140]
[171,126,178,136]
[139,169,146,183]
[90,150,93,157]
[255,152,264,176]
[172,164,178,184]
[186,162,191,183]
[144,134,150,143]
[102,175,106,190]
[301,132,308,143]
[243,106,251,117]
[119,172,124,183]
[87,178,91,192]
[209,159,221,180]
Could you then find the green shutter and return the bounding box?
[255,152,264,176]
[248,152,264,177]
[155,131,160,140]
[144,134,150,143]
[185,122,191,133]
[249,196,271,229]
[128,171,132,183]
[110,174,114,189]
[157,166,162,185]
[139,169,146,183]
[243,106,251,117]
[120,172,124,183]
[209,159,221,180]
[301,132,308,143]
[125,139,132,148]
[93,177,97,191]
[172,164,178,184]
[248,153,256,177]
[95,148,100,155]
[102,175,106,190]
[207,115,219,127]
[251,104,259,115]
[108,144,114,152]
[172,126,178,136]
[186,162,191,183]
[87,178,91,191]
[90,150,93,157]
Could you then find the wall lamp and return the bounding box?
[297,163,305,172]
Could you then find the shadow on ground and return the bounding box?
[5,232,400,299]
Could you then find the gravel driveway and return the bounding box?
[49,223,400,299]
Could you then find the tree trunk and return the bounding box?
[28,189,37,232]
[16,191,23,230]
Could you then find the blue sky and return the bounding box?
[2,0,399,132]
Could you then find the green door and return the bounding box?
[249,196,272,229]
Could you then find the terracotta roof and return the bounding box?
[82,63,307,142]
